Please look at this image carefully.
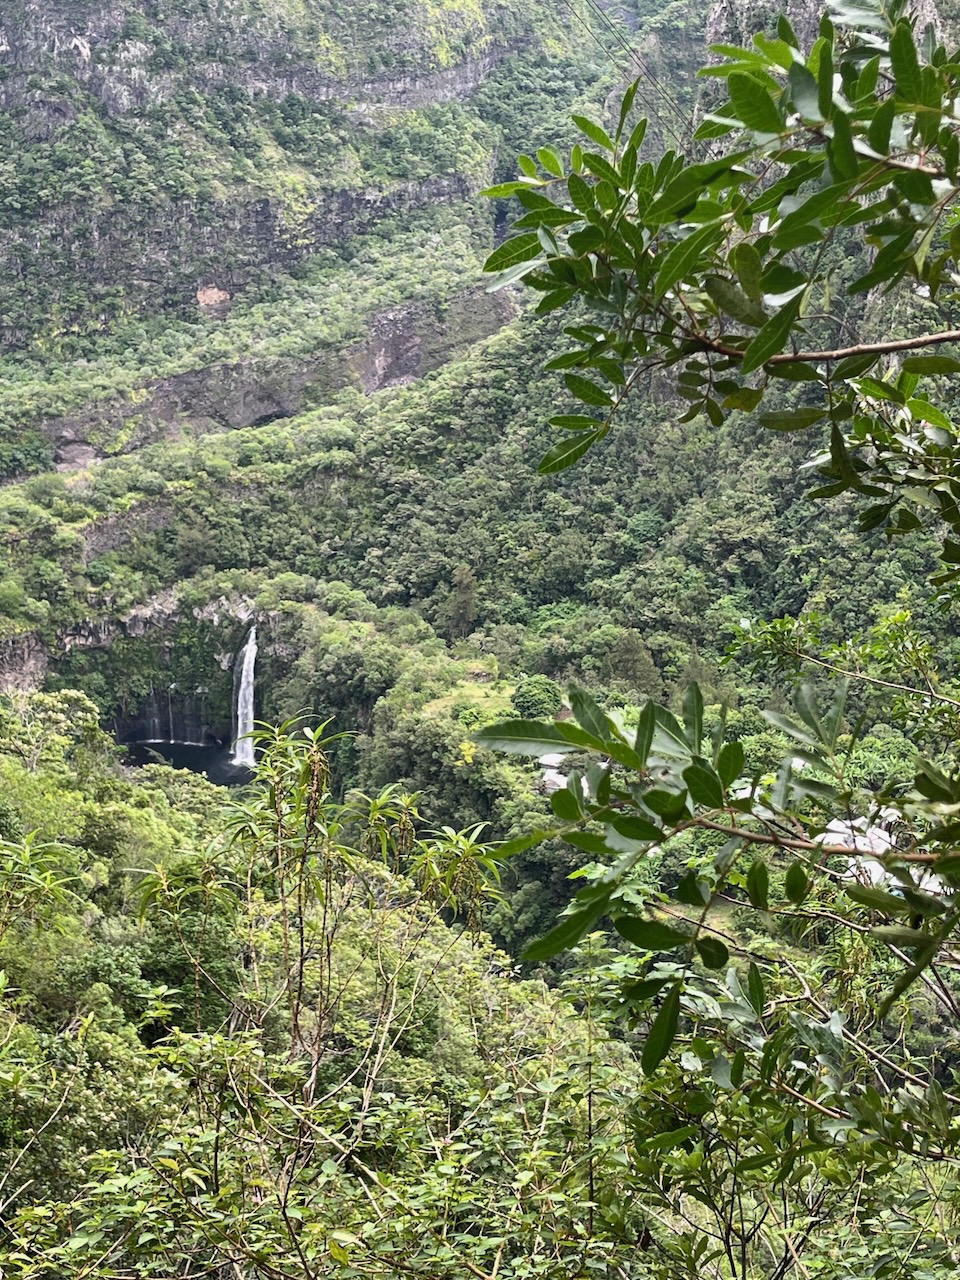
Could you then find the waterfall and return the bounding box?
[146,686,162,742]
[231,627,258,769]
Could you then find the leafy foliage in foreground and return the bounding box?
[3,710,960,1277]
[468,0,960,1269]
[485,0,960,572]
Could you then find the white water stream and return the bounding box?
[231,626,258,769]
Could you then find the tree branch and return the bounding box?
[689,328,960,366]
[775,329,960,365]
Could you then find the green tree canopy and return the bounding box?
[484,0,960,578]
[476,1,960,1265]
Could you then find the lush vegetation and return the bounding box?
[7,0,960,1273]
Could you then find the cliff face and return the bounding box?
[0,0,537,340]
[0,0,566,489]
[0,0,574,713]
[0,0,531,109]
[45,287,516,468]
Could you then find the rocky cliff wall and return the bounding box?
[0,174,479,350]
[0,1,534,110]
[42,286,515,468]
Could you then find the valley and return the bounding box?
[4,0,960,1275]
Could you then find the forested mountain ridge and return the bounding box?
[7,0,960,1273]
[1,0,955,883]
[0,0,544,470]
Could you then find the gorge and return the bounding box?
[4,0,960,1276]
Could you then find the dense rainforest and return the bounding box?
[6,0,960,1274]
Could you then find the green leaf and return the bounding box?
[696,935,730,969]
[890,19,922,104]
[565,373,614,407]
[635,701,655,762]
[566,172,596,213]
[623,976,670,1000]
[859,502,893,532]
[747,962,765,1015]
[610,814,663,842]
[329,1240,351,1265]
[537,146,564,177]
[551,788,583,822]
[717,741,744,787]
[569,684,613,740]
[871,925,934,949]
[615,917,690,949]
[908,397,952,430]
[901,356,960,375]
[777,13,798,43]
[484,234,543,273]
[828,111,856,180]
[867,96,896,155]
[481,181,535,198]
[495,830,555,857]
[549,414,601,431]
[641,1124,699,1150]
[538,430,603,474]
[644,789,691,822]
[742,295,803,373]
[817,40,834,118]
[723,386,764,411]
[758,406,826,431]
[788,62,821,118]
[834,351,879,379]
[562,831,615,856]
[846,884,912,914]
[710,1054,734,1089]
[572,114,614,151]
[683,763,724,808]
[705,275,768,326]
[676,869,709,905]
[477,720,575,755]
[616,81,640,143]
[627,116,648,153]
[536,287,577,313]
[645,152,750,223]
[524,896,611,961]
[855,54,880,102]
[642,981,682,1075]
[683,682,704,750]
[654,223,724,300]
[582,152,621,186]
[728,73,784,132]
[746,859,769,910]
[784,860,809,903]
[732,241,764,301]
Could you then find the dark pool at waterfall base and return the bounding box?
[125,741,255,785]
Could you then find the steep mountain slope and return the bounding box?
[1,0,954,875]
[0,0,619,473]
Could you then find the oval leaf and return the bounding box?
[476,720,575,756]
[784,860,809,904]
[655,223,724,301]
[615,917,690,950]
[696,936,730,969]
[746,859,769,910]
[484,233,543,273]
[538,430,602,474]
[565,374,613,407]
[642,981,682,1076]
[742,295,803,374]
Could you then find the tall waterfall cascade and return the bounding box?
[231,626,258,769]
